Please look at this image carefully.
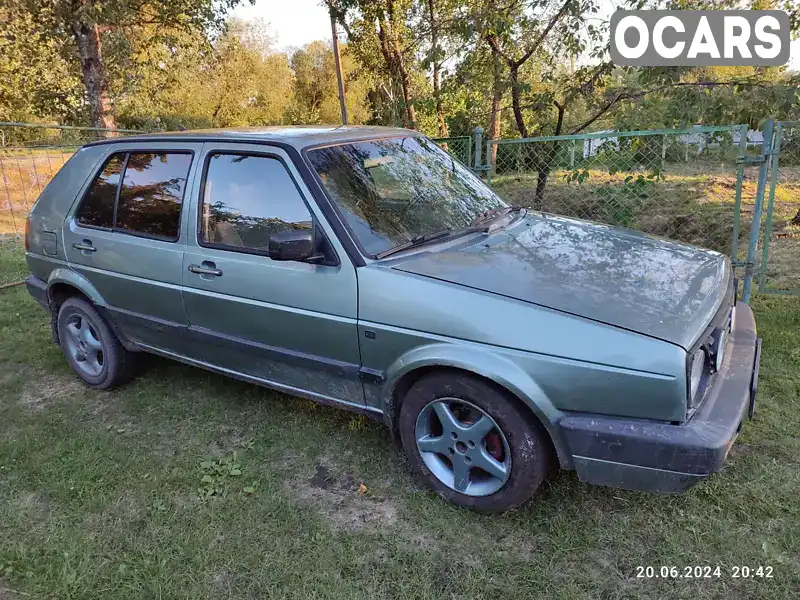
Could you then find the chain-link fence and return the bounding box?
[431,136,472,168]
[484,126,765,267]
[0,122,144,237]
[758,121,800,295]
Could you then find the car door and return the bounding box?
[62,142,202,351]
[180,143,364,408]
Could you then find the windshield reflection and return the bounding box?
[307,136,506,256]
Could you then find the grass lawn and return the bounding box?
[0,241,798,599]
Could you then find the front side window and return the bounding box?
[75,154,124,228]
[199,153,313,252]
[74,151,192,241]
[307,136,506,256]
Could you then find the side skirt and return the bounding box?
[135,343,384,421]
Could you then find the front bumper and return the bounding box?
[558,303,761,493]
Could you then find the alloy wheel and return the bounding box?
[414,398,511,496]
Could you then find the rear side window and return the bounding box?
[75,154,124,228]
[116,153,192,240]
[199,153,313,252]
[74,151,192,241]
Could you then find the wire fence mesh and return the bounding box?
[0,122,144,237]
[759,121,800,294]
[484,126,765,265]
[431,136,472,168]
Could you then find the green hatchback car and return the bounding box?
[25,126,761,511]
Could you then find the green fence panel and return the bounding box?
[486,125,758,270]
[757,121,800,296]
[431,136,472,167]
[741,119,773,304]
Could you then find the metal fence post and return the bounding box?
[473,126,483,172]
[741,119,774,304]
[758,122,783,292]
[731,123,750,262]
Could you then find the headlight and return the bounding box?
[688,349,706,406]
[714,329,728,372]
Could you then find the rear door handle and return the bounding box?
[188,264,223,277]
[73,241,96,252]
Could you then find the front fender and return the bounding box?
[381,342,572,468]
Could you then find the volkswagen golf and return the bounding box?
[24,126,761,511]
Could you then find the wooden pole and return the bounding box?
[330,12,348,126]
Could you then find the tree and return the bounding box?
[0,6,83,123]
[424,0,446,135]
[290,40,371,124]
[330,0,421,129]
[7,0,248,128]
[473,0,600,138]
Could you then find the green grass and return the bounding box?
[0,245,798,599]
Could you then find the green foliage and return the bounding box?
[0,7,83,122]
[1,0,799,135]
[197,452,244,499]
[289,40,371,125]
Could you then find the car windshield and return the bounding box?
[307,136,507,256]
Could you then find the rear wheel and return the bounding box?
[399,372,552,512]
[57,297,134,390]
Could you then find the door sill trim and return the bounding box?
[136,343,383,419]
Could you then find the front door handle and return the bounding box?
[188,264,223,277]
[73,241,96,252]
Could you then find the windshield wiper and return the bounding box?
[470,204,523,227]
[375,206,525,260]
[376,229,454,259]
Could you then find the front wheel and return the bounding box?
[399,372,553,512]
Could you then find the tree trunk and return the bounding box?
[393,36,417,129]
[508,63,527,139]
[70,20,116,130]
[533,102,566,208]
[427,0,446,136]
[487,50,503,171]
[377,9,416,129]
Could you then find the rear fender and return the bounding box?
[45,268,136,351]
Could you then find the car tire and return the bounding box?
[57,297,134,390]
[399,372,553,512]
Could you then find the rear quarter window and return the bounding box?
[75,154,124,229]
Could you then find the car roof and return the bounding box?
[84,125,420,150]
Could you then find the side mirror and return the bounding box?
[268,229,315,262]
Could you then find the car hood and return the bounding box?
[390,213,730,349]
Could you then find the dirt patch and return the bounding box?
[207,426,249,457]
[10,491,52,522]
[0,581,28,599]
[18,372,83,412]
[289,457,399,532]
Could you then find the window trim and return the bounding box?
[71,149,195,244]
[196,149,338,265]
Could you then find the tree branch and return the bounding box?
[514,0,573,68]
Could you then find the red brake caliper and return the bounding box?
[485,432,504,461]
